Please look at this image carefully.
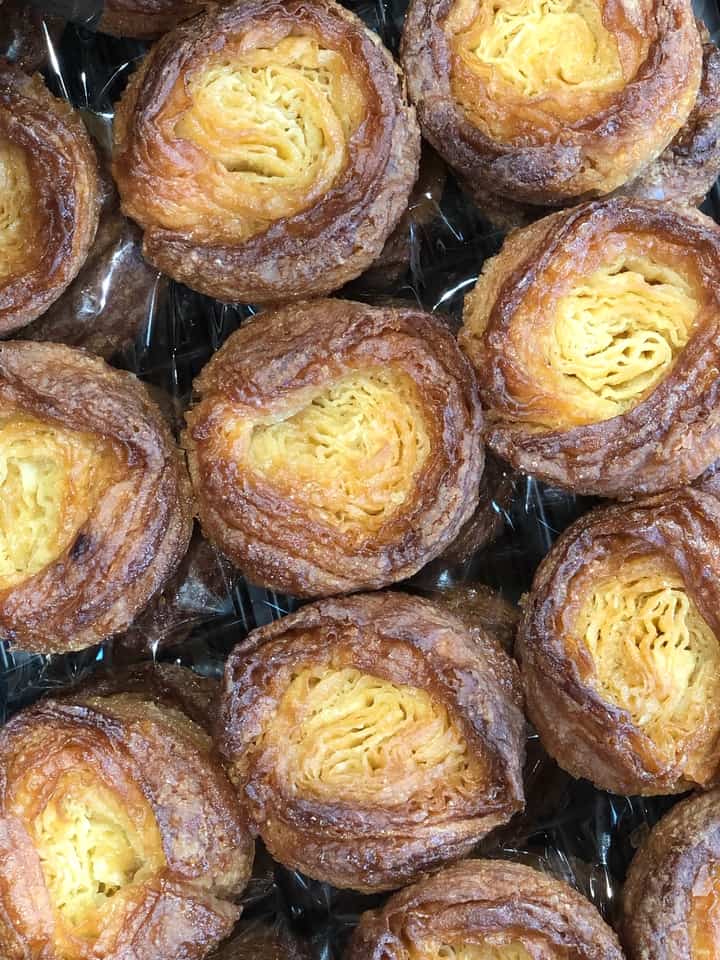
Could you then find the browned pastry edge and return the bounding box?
[348,859,625,960]
[112,0,421,303]
[217,592,526,892]
[184,299,484,597]
[459,198,720,498]
[517,480,720,795]
[0,693,254,960]
[0,63,101,334]
[208,916,312,960]
[99,0,209,38]
[430,583,520,655]
[400,0,701,208]
[0,341,194,653]
[622,789,720,960]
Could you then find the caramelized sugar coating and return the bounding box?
[349,859,625,960]
[100,0,214,37]
[184,299,483,597]
[112,0,420,303]
[459,199,720,498]
[217,592,525,892]
[0,691,254,960]
[518,481,720,795]
[0,341,193,653]
[0,63,100,335]
[622,789,720,960]
[401,0,702,208]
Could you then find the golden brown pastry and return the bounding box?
[112,0,420,304]
[0,63,100,335]
[0,341,193,653]
[348,859,625,960]
[184,299,483,597]
[518,481,720,796]
[217,592,525,892]
[209,917,311,960]
[622,789,720,960]
[459,198,720,498]
[0,689,254,960]
[401,0,706,210]
[99,0,213,37]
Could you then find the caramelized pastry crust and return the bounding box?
[0,64,100,335]
[184,299,483,597]
[401,0,702,207]
[0,341,193,653]
[518,482,720,795]
[217,592,525,892]
[348,859,625,960]
[0,692,253,960]
[112,0,420,303]
[622,789,720,960]
[460,198,720,498]
[99,0,212,37]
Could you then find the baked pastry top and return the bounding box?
[184,299,483,597]
[0,686,254,960]
[401,0,706,207]
[518,480,720,795]
[217,592,525,892]
[0,341,193,653]
[622,788,720,960]
[459,198,720,498]
[348,859,625,960]
[112,0,420,303]
[0,63,100,335]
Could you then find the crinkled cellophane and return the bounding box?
[1,0,720,954]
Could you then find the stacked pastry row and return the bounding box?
[2,608,719,960]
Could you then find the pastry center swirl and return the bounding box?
[174,37,365,238]
[467,0,623,98]
[245,370,431,537]
[0,415,121,590]
[411,941,537,960]
[0,140,38,283]
[33,769,165,940]
[579,560,720,764]
[273,667,485,810]
[550,255,698,422]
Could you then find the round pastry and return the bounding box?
[401,0,702,209]
[184,299,483,597]
[112,0,420,303]
[0,340,193,653]
[459,198,720,498]
[348,859,625,960]
[217,591,526,892]
[622,789,720,960]
[0,690,254,960]
[99,0,212,37]
[0,63,100,335]
[518,482,720,795]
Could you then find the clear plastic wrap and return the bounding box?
[1,0,720,952]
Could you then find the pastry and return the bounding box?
[0,63,100,335]
[184,299,483,597]
[431,582,519,655]
[112,0,420,303]
[518,482,720,795]
[622,788,720,960]
[401,0,707,209]
[99,0,212,37]
[210,917,311,960]
[0,688,253,960]
[216,592,525,892]
[459,198,720,498]
[348,859,625,960]
[0,341,193,653]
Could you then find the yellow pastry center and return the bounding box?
[243,370,431,537]
[0,140,39,283]
[465,0,623,98]
[33,769,165,940]
[690,865,720,959]
[548,255,698,424]
[272,667,485,811]
[411,941,537,960]
[0,414,122,590]
[173,37,366,239]
[578,559,720,766]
